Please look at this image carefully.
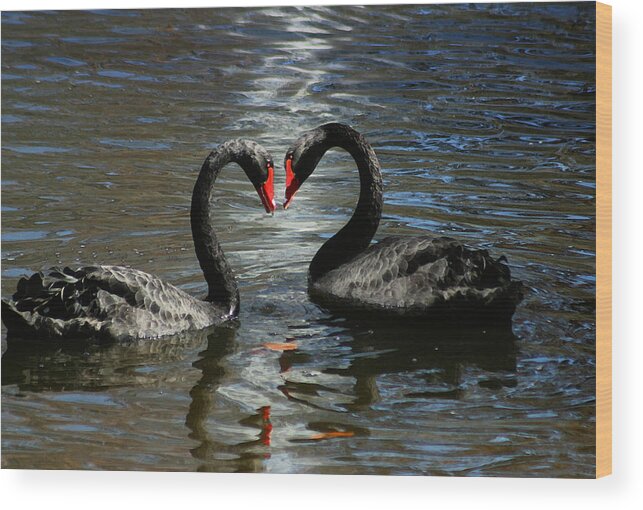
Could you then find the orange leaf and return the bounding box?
[309,431,355,440]
[263,342,298,351]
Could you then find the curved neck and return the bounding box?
[309,125,383,281]
[190,146,240,313]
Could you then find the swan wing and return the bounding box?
[2,265,217,341]
[311,236,523,316]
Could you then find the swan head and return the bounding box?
[228,140,276,214]
[254,157,276,215]
[283,128,327,209]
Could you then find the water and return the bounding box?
[1,3,596,477]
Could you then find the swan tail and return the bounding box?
[2,298,33,331]
[2,267,109,340]
[2,297,106,340]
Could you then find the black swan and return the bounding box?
[283,123,523,322]
[2,139,276,342]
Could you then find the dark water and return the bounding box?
[1,3,596,476]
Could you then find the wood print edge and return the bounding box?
[595,0,612,479]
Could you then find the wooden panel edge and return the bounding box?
[595,1,612,479]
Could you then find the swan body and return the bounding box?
[2,139,276,342]
[1,265,220,341]
[309,236,522,320]
[284,123,522,321]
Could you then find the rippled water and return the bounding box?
[1,3,596,477]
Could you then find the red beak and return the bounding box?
[256,165,276,214]
[283,158,301,210]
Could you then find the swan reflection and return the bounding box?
[185,325,272,473]
[278,316,517,410]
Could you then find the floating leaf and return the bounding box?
[263,342,297,351]
[309,431,354,440]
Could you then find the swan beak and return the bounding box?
[283,158,301,210]
[257,165,276,214]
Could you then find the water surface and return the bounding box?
[1,3,596,477]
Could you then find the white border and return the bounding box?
[1,0,641,509]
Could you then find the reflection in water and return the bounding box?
[186,325,272,473]
[2,324,273,473]
[280,316,517,410]
[1,328,211,392]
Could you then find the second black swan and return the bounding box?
[283,123,523,321]
[2,139,276,341]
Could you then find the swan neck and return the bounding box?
[309,127,383,281]
[190,149,240,312]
